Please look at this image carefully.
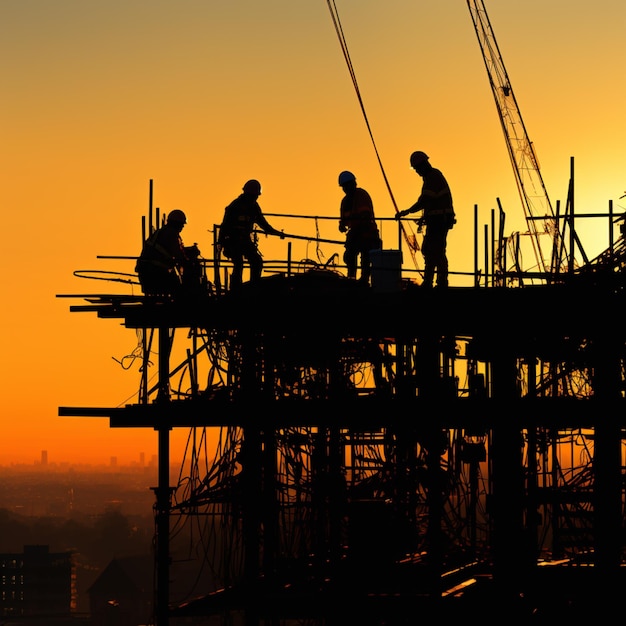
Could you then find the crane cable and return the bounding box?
[326,0,420,267]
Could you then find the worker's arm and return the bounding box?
[259,220,284,238]
[395,202,422,219]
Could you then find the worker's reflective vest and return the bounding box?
[414,168,455,225]
[340,187,379,234]
[218,195,274,244]
[136,227,185,275]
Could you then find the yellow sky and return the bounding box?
[1,1,625,466]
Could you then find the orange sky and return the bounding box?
[1,1,625,466]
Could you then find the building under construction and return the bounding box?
[57,3,626,624]
[58,173,626,625]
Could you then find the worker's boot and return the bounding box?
[422,265,434,288]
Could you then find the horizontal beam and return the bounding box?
[59,397,626,430]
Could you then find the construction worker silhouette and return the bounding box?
[338,170,382,284]
[217,179,282,289]
[396,152,455,288]
[135,209,197,296]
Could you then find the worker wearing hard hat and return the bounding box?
[136,209,196,296]
[337,170,382,284]
[396,152,456,288]
[217,179,282,289]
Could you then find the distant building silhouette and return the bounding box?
[87,556,152,626]
[0,545,75,620]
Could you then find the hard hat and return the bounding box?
[410,151,429,167]
[167,209,187,224]
[243,179,262,195]
[338,170,356,186]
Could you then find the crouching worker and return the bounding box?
[136,209,195,296]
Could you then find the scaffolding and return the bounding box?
[58,179,626,625]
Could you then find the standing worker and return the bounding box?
[396,151,455,288]
[217,179,283,289]
[135,209,194,296]
[338,170,382,284]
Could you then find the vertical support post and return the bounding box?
[148,179,154,235]
[155,423,171,626]
[241,423,261,626]
[154,325,172,626]
[592,322,622,596]
[287,241,292,276]
[238,329,262,626]
[213,224,222,294]
[525,354,540,563]
[474,204,479,288]
[490,345,528,598]
[416,332,445,600]
[608,199,614,261]
[568,157,575,274]
[158,328,171,402]
[483,224,489,288]
[490,208,495,287]
[496,198,506,287]
[140,329,150,404]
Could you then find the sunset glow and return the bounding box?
[1,0,625,465]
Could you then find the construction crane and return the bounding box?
[467,0,569,282]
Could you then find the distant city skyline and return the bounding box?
[2,450,165,470]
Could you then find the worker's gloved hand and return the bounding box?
[339,224,347,233]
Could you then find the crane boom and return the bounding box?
[467,0,566,278]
